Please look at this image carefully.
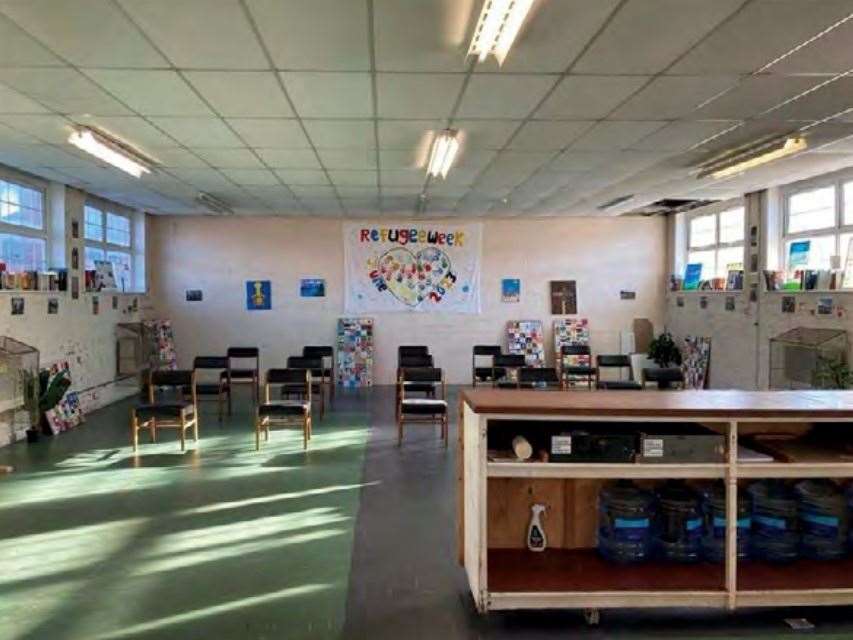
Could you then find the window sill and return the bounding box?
[764,289,853,294]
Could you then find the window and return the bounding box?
[686,206,745,280]
[0,177,47,271]
[85,203,133,290]
[783,180,853,271]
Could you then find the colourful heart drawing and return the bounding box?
[369,246,457,306]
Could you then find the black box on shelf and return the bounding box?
[549,428,636,463]
[637,423,725,463]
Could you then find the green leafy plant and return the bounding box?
[648,332,682,368]
[814,356,853,389]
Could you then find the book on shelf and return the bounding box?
[683,263,702,291]
[763,269,784,291]
[726,270,744,291]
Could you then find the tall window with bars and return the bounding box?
[686,206,745,281]
[84,204,133,290]
[0,177,47,272]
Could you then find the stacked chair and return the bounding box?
[131,369,198,452]
[493,353,526,389]
[191,356,230,420]
[226,346,260,406]
[255,368,312,450]
[303,346,335,404]
[471,345,502,386]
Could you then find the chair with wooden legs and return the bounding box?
[561,344,597,390]
[131,369,198,452]
[472,345,502,386]
[397,367,448,447]
[226,347,260,410]
[255,368,312,450]
[303,346,334,404]
[518,367,563,390]
[192,356,230,421]
[286,356,325,419]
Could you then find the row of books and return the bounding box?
[764,269,839,291]
[0,270,67,291]
[669,269,744,292]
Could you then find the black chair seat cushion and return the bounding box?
[597,381,644,390]
[474,366,506,381]
[259,401,309,416]
[135,402,193,420]
[401,399,447,415]
[564,366,596,375]
[228,369,257,380]
[196,383,227,395]
[402,382,436,394]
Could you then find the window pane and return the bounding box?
[788,186,835,234]
[717,245,744,278]
[85,246,105,271]
[0,233,46,271]
[84,206,104,241]
[843,182,853,226]
[0,179,44,230]
[687,250,715,281]
[841,232,853,268]
[689,214,716,248]
[719,207,745,243]
[107,250,132,289]
[106,213,131,246]
[785,235,836,271]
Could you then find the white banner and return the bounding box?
[344,222,482,314]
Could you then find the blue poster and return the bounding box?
[300,278,326,298]
[788,240,811,268]
[501,278,520,302]
[683,263,702,290]
[246,280,271,310]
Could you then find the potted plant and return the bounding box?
[648,332,682,368]
[815,356,852,389]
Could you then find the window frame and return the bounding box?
[84,201,134,285]
[782,177,853,270]
[0,174,48,271]
[685,203,746,281]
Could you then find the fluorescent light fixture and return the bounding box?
[700,136,808,180]
[196,192,233,214]
[427,129,459,179]
[68,127,151,178]
[468,0,535,65]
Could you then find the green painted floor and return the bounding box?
[0,391,370,640]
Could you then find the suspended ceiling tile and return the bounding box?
[569,121,667,152]
[611,76,740,120]
[508,121,593,151]
[273,169,330,185]
[302,119,374,149]
[302,197,345,213]
[335,186,379,198]
[377,73,465,119]
[377,120,443,149]
[149,148,207,169]
[220,168,279,186]
[0,123,40,145]
[0,85,50,115]
[227,118,309,148]
[117,0,268,69]
[378,149,422,170]
[246,0,369,71]
[374,1,471,72]
[692,75,822,120]
[455,119,520,150]
[0,11,62,66]
[73,115,180,151]
[631,120,741,152]
[0,114,73,144]
[148,117,243,147]
[535,75,649,120]
[669,0,853,75]
[86,70,211,117]
[765,77,853,122]
[327,170,377,187]
[316,148,377,170]
[184,72,293,118]
[0,68,131,115]
[254,148,321,169]
[168,167,235,189]
[191,147,263,169]
[0,0,167,68]
[280,72,372,118]
[766,17,853,75]
[380,168,425,186]
[573,0,743,74]
[456,75,556,119]
[290,184,338,198]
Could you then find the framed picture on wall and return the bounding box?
[246,280,271,310]
[300,278,326,298]
[48,298,59,314]
[549,280,577,315]
[501,278,520,303]
[71,219,79,239]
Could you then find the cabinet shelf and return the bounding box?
[487,461,726,479]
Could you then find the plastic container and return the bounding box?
[795,479,847,560]
[701,481,751,563]
[654,480,703,563]
[748,480,799,563]
[598,480,655,564]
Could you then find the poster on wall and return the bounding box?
[344,222,482,314]
[246,280,271,310]
[501,278,520,303]
[300,278,326,298]
[549,280,577,315]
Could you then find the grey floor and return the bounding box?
[342,386,853,639]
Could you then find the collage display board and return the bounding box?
[343,222,482,314]
[682,336,711,390]
[506,320,545,366]
[554,318,591,388]
[337,317,374,388]
[145,320,177,370]
[43,361,83,434]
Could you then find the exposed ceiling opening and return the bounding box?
[0,0,851,218]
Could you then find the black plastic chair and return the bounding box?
[398,345,429,361]
[472,345,502,386]
[561,344,596,390]
[303,346,334,403]
[286,356,325,418]
[397,367,447,447]
[256,368,312,450]
[643,367,685,390]
[226,346,260,408]
[131,369,198,452]
[595,354,633,388]
[597,380,644,390]
[518,367,563,390]
[493,354,526,389]
[192,356,229,421]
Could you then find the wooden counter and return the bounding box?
[457,389,853,616]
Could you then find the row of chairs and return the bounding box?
[396,345,448,447]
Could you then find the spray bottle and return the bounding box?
[527,503,547,552]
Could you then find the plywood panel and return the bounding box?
[488,478,565,549]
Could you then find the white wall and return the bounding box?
[0,179,146,447]
[147,215,667,385]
